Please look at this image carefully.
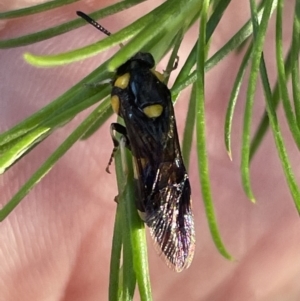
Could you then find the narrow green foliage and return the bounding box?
[172,3,269,97]
[112,139,152,301]
[250,50,292,160]
[291,2,300,126]
[241,0,275,203]
[0,0,80,19]
[0,98,111,221]
[109,201,123,301]
[182,84,197,169]
[0,0,146,48]
[225,44,252,159]
[276,0,300,148]
[1,1,300,300]
[172,0,231,101]
[195,0,233,260]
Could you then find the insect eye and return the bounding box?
[114,73,130,89]
[111,95,120,114]
[151,69,165,82]
[143,104,163,118]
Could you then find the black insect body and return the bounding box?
[77,11,195,272]
[111,53,195,272]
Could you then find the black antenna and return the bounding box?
[76,11,124,48]
[76,11,112,37]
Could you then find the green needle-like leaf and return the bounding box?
[241,0,275,203]
[259,49,300,213]
[0,99,111,221]
[2,1,300,299]
[0,0,79,19]
[109,201,123,301]
[276,0,300,148]
[225,44,252,159]
[182,84,196,169]
[249,49,292,160]
[291,2,300,126]
[196,0,232,260]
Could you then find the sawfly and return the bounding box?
[77,11,195,272]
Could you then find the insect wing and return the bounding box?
[146,161,195,272]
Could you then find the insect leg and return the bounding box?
[108,127,131,204]
[162,56,179,83]
[83,78,112,88]
[170,55,179,71]
[106,123,130,173]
